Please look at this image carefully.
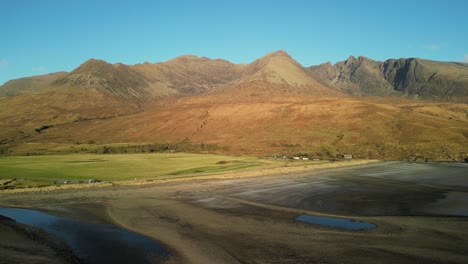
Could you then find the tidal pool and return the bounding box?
[0,207,169,264]
[296,214,376,230]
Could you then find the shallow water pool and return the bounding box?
[0,207,169,264]
[296,214,376,230]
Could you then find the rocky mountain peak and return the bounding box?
[345,55,357,65]
[50,58,151,100]
[74,58,111,71]
[264,50,291,58]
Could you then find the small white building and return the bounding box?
[344,155,353,159]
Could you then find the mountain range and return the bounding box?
[309,56,468,101]
[0,51,467,160]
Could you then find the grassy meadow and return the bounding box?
[0,153,262,189]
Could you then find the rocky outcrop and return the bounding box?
[382,58,468,100]
[309,57,468,102]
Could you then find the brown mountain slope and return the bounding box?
[132,55,245,96]
[48,55,245,100]
[309,56,468,102]
[12,94,467,161]
[51,59,154,101]
[0,87,141,145]
[0,52,467,160]
[2,52,467,102]
[0,72,67,96]
[239,51,315,85]
[0,51,340,145]
[234,51,341,97]
[0,51,340,101]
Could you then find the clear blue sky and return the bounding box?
[1,0,467,85]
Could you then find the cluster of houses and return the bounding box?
[272,154,353,160]
[54,179,102,185]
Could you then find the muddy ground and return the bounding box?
[1,161,468,263]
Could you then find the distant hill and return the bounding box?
[309,56,468,102]
[0,72,67,96]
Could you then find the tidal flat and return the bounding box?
[1,161,467,263]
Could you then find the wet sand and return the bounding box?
[1,161,468,263]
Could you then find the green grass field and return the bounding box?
[0,153,262,189]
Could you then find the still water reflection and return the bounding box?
[0,207,169,264]
[296,214,376,230]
